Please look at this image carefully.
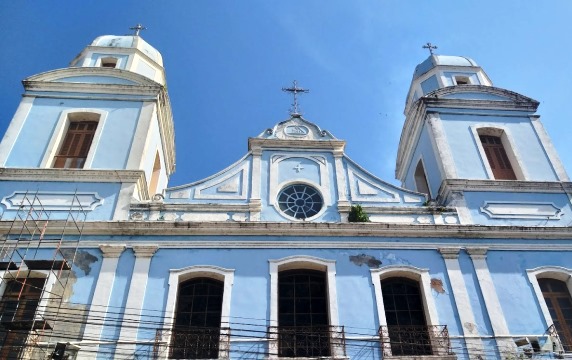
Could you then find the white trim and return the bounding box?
[370,265,439,327]
[480,201,562,220]
[0,97,35,166]
[268,256,340,359]
[527,266,572,331]
[40,108,108,169]
[250,149,262,221]
[530,116,570,181]
[470,124,528,180]
[333,154,348,202]
[163,265,235,360]
[2,191,103,211]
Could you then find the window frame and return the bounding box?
[370,265,439,330]
[268,255,340,359]
[40,109,108,169]
[470,125,527,180]
[527,266,572,349]
[163,265,234,359]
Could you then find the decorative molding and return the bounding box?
[2,191,103,211]
[248,138,346,152]
[194,163,248,200]
[131,245,158,258]
[5,220,572,240]
[480,201,562,219]
[99,244,126,258]
[466,247,488,259]
[439,247,460,259]
[0,168,146,183]
[438,179,572,202]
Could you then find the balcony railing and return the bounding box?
[547,324,572,353]
[379,325,452,357]
[153,326,230,359]
[268,325,346,358]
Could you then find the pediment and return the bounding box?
[257,116,336,141]
[430,85,539,106]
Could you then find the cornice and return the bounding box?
[131,202,251,212]
[439,179,572,201]
[23,81,162,97]
[2,220,572,240]
[248,138,346,152]
[25,67,161,87]
[0,168,146,183]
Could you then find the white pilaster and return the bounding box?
[116,245,158,356]
[0,96,34,166]
[530,115,570,181]
[467,248,516,354]
[440,248,484,359]
[427,113,457,179]
[250,147,262,221]
[81,245,125,355]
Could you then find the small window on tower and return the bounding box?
[53,113,100,169]
[454,76,471,85]
[100,57,118,68]
[414,160,431,197]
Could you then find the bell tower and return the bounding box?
[396,52,571,225]
[0,30,175,220]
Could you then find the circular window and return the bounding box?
[277,184,323,220]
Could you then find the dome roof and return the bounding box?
[90,35,163,65]
[413,55,478,80]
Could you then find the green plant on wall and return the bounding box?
[348,204,370,223]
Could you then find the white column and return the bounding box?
[440,248,485,359]
[81,245,125,355]
[116,245,158,357]
[467,248,516,354]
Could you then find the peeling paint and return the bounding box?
[464,321,477,334]
[349,254,382,268]
[430,278,445,294]
[61,249,99,275]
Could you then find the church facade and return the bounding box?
[0,33,571,360]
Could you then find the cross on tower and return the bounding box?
[130,24,147,36]
[422,42,438,55]
[282,80,309,116]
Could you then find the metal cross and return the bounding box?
[282,80,309,116]
[422,42,438,55]
[293,164,305,173]
[130,24,147,36]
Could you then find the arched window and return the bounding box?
[269,256,343,359]
[278,269,330,357]
[381,277,431,356]
[538,278,572,352]
[170,278,224,359]
[414,160,430,197]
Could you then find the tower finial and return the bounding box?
[282,80,309,116]
[422,42,438,55]
[130,24,147,36]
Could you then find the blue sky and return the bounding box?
[1,1,571,187]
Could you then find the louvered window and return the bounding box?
[479,135,517,180]
[53,121,97,169]
[539,278,572,352]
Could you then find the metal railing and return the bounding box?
[547,324,571,353]
[379,325,452,357]
[157,326,230,359]
[268,325,346,358]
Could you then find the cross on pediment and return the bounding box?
[423,42,438,55]
[282,80,309,116]
[293,164,305,173]
[130,24,147,36]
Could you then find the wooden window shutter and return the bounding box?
[479,135,517,180]
[53,121,98,168]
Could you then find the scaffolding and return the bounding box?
[0,191,86,359]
